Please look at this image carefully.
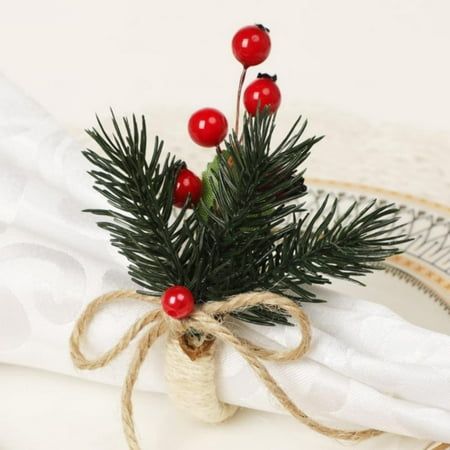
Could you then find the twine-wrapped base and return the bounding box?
[70,290,383,450]
[165,332,238,423]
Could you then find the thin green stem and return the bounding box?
[234,67,247,136]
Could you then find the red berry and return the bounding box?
[188,108,228,147]
[161,286,195,319]
[243,74,281,116]
[232,24,271,68]
[173,168,203,208]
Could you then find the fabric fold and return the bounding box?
[0,73,449,443]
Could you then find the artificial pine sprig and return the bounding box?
[82,24,409,325]
[83,113,188,294]
[84,110,407,325]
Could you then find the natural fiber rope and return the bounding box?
[70,290,382,449]
[165,333,239,422]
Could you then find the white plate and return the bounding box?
[308,179,450,337]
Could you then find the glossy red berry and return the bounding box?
[161,286,195,319]
[232,24,271,68]
[188,108,228,147]
[243,74,281,116]
[173,168,202,208]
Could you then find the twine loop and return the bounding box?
[70,290,381,449]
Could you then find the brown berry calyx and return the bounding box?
[256,24,270,33]
[257,73,278,82]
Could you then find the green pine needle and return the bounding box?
[83,111,409,325]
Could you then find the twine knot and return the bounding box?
[70,290,381,450]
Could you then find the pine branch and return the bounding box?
[264,197,408,301]
[195,113,408,323]
[83,112,190,295]
[199,114,321,300]
[83,111,409,326]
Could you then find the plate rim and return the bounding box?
[308,178,450,216]
[308,178,450,313]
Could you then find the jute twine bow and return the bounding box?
[70,290,381,449]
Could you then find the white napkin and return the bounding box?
[0,74,449,443]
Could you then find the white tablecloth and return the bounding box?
[0,1,449,449]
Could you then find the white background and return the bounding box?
[1,0,449,204]
[1,0,450,132]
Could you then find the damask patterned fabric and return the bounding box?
[0,74,449,442]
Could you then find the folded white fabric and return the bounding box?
[0,74,449,443]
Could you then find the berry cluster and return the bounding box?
[166,24,281,319]
[84,25,404,322]
[172,24,281,219]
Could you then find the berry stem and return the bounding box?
[234,67,247,136]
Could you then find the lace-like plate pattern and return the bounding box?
[308,179,450,320]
